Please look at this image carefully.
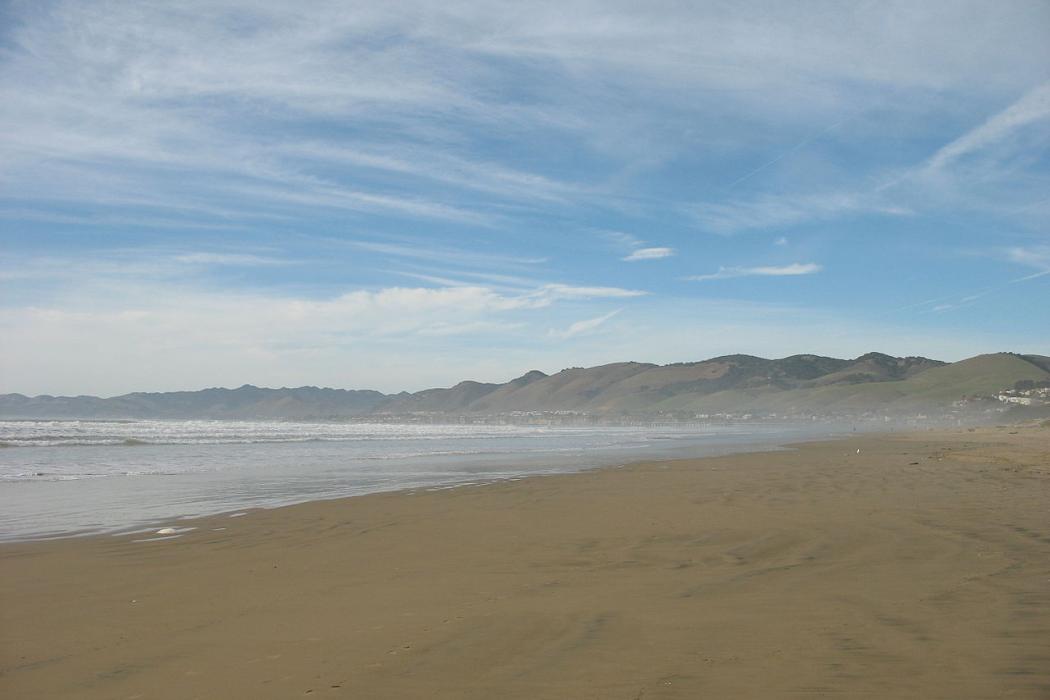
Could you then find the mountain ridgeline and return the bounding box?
[3,352,1049,421]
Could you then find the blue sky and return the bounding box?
[1,1,1048,395]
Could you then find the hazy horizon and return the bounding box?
[2,2,1048,396]
[0,348,1035,398]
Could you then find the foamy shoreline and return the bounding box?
[0,420,831,541]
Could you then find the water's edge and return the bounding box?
[0,421,851,542]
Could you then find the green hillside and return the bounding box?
[894,353,1050,402]
[645,354,1049,415]
[4,352,1047,419]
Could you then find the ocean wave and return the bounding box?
[0,420,614,448]
[0,438,161,447]
[0,433,627,448]
[0,468,200,482]
[0,471,111,482]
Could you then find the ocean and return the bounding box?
[0,419,835,541]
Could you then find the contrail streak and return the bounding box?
[725,112,859,190]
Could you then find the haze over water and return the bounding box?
[0,419,835,541]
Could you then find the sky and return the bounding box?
[1,0,1048,396]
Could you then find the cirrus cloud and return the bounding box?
[623,247,675,262]
[686,262,823,281]
[549,309,622,340]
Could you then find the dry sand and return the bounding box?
[2,425,1049,699]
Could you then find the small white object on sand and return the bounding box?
[156,527,177,535]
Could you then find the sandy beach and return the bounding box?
[2,424,1048,699]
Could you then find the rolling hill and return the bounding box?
[1,352,1047,420]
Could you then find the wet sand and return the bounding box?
[2,425,1049,699]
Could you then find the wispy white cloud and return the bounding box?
[724,112,859,190]
[0,281,627,355]
[549,309,622,339]
[895,246,1050,315]
[0,242,644,310]
[531,283,645,300]
[926,82,1050,172]
[0,247,300,284]
[338,239,547,267]
[390,267,546,293]
[461,2,1049,101]
[863,80,1050,227]
[680,80,1049,237]
[0,275,645,393]
[174,253,290,266]
[280,143,583,203]
[623,247,675,262]
[598,230,644,250]
[0,208,249,231]
[688,192,911,235]
[682,78,1050,236]
[1008,245,1050,268]
[1007,246,1050,276]
[599,230,675,262]
[221,181,493,225]
[4,1,1045,232]
[686,262,823,281]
